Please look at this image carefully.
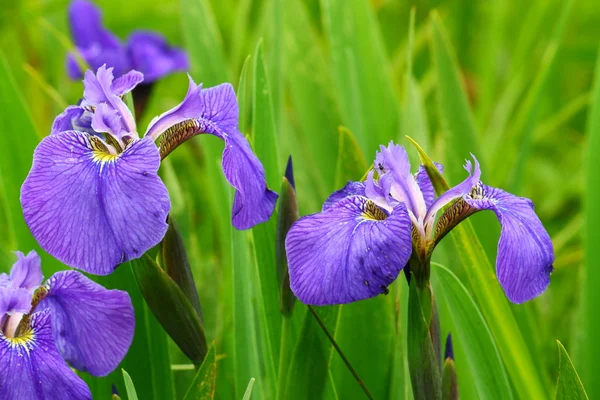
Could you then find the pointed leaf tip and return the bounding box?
[285,155,295,190]
[445,333,454,361]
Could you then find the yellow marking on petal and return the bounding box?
[92,150,119,163]
[361,200,387,221]
[6,329,35,349]
[89,135,119,163]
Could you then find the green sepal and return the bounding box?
[160,214,203,320]
[555,341,588,400]
[405,135,450,194]
[183,342,217,400]
[276,176,299,316]
[407,278,442,400]
[131,254,208,366]
[442,358,458,400]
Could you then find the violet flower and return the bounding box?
[21,65,277,275]
[286,141,553,305]
[0,250,134,399]
[66,0,188,83]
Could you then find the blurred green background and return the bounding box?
[0,0,598,399]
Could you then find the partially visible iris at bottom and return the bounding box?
[0,251,134,400]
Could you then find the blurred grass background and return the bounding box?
[0,0,598,399]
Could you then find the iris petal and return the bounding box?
[322,181,366,211]
[146,80,277,229]
[375,142,427,219]
[286,195,412,305]
[39,271,134,376]
[67,0,128,79]
[425,155,481,222]
[126,31,189,82]
[0,287,31,317]
[21,131,170,274]
[414,162,444,210]
[9,251,43,292]
[0,310,92,400]
[51,106,86,136]
[83,66,136,133]
[464,184,553,303]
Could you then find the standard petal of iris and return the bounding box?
[21,132,170,274]
[126,31,188,82]
[464,184,554,303]
[323,181,366,211]
[415,162,444,209]
[0,287,31,317]
[39,271,134,376]
[286,195,412,305]
[0,310,91,400]
[9,251,43,292]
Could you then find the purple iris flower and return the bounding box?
[286,141,554,305]
[21,65,277,275]
[0,250,134,399]
[66,0,188,82]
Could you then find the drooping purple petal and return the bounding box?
[38,271,134,376]
[9,251,43,292]
[21,132,170,274]
[425,155,481,223]
[286,195,412,305]
[126,31,188,83]
[0,310,92,400]
[147,81,277,229]
[415,162,444,210]
[464,184,553,303]
[375,142,427,220]
[67,0,128,79]
[323,181,366,211]
[83,66,136,133]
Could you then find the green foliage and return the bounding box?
[0,0,595,398]
[556,341,588,400]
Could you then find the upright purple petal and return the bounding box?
[83,66,136,133]
[0,287,31,317]
[38,271,134,376]
[415,162,444,210]
[322,181,366,211]
[146,81,277,229]
[375,142,427,219]
[21,132,170,274]
[425,155,481,222]
[126,31,188,82]
[0,310,91,400]
[286,195,412,305]
[9,251,43,292]
[67,0,129,79]
[464,184,554,303]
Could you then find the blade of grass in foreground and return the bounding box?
[556,341,588,400]
[0,51,61,273]
[431,263,513,399]
[320,0,399,153]
[183,344,217,400]
[583,46,600,400]
[250,39,281,400]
